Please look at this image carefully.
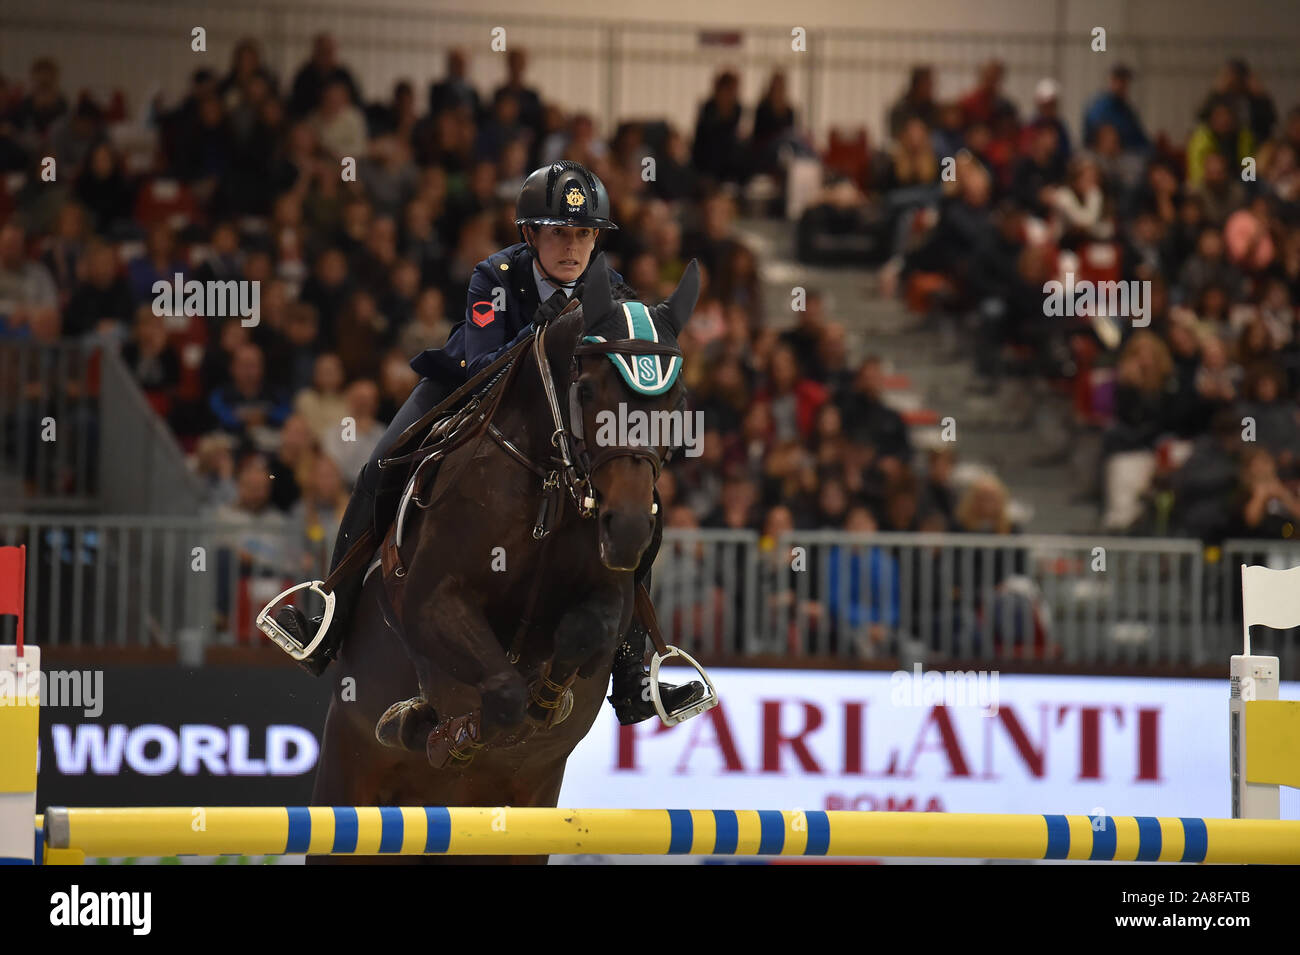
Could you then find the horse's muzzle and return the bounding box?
[597,508,655,571]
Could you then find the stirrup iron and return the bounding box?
[648,645,718,726]
[256,581,336,662]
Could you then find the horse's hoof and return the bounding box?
[375,697,440,751]
[526,682,574,729]
[426,711,482,769]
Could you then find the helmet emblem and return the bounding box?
[564,186,585,211]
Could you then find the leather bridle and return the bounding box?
[487,311,683,540]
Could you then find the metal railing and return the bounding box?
[0,342,98,510]
[750,531,1205,666]
[0,514,323,655]
[2,513,1295,675]
[0,342,203,515]
[651,530,1296,675]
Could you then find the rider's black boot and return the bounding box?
[274,474,379,676]
[607,626,707,725]
[607,501,706,723]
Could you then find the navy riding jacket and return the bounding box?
[409,242,623,384]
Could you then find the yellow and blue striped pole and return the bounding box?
[39,807,1300,864]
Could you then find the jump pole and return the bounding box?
[38,806,1300,863]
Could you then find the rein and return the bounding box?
[485,308,684,540]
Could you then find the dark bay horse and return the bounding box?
[309,257,701,863]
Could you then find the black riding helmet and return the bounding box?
[515,161,618,290]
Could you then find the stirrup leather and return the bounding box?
[648,645,719,726]
[256,581,336,662]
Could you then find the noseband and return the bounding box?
[487,313,682,539]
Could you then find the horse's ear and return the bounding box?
[581,252,614,330]
[658,258,700,337]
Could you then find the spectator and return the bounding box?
[751,70,796,174]
[428,48,480,120]
[1011,122,1067,217]
[1101,332,1175,529]
[779,288,831,381]
[1177,226,1244,307]
[194,220,243,283]
[1236,363,1300,468]
[755,343,829,443]
[880,472,923,532]
[209,343,290,444]
[194,432,238,510]
[121,306,180,414]
[323,378,384,487]
[41,201,90,302]
[213,453,296,567]
[1197,59,1276,146]
[1021,78,1072,162]
[958,60,1015,129]
[126,223,186,306]
[296,452,350,570]
[289,33,361,118]
[1168,409,1243,540]
[493,49,544,145]
[399,287,451,357]
[1188,96,1255,189]
[1234,447,1300,538]
[0,223,58,336]
[1047,155,1112,244]
[476,92,526,164]
[300,247,353,345]
[888,66,937,139]
[312,79,368,160]
[920,447,958,528]
[883,116,941,193]
[13,57,67,137]
[836,356,912,471]
[1087,122,1146,200]
[294,352,349,446]
[954,473,1017,534]
[692,70,745,184]
[63,239,133,337]
[1083,64,1148,152]
[827,505,900,658]
[267,413,316,512]
[50,97,106,174]
[1223,194,1276,273]
[219,38,279,107]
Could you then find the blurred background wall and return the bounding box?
[6,0,1300,149]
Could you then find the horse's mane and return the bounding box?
[543,283,681,371]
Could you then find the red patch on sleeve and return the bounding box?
[471,301,496,327]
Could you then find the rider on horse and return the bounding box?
[267,160,705,725]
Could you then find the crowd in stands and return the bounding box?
[6,38,1294,654]
[868,58,1300,542]
[0,35,1006,578]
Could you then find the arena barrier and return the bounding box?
[33,806,1300,864]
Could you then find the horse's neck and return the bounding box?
[499,338,565,464]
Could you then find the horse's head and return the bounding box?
[547,254,699,571]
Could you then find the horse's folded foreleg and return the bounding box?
[526,588,626,726]
[398,577,530,765]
